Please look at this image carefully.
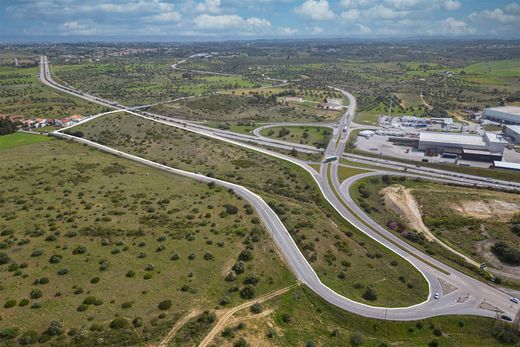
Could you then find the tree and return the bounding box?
[240,285,255,299]
[109,317,129,329]
[0,252,10,265]
[0,119,16,136]
[238,250,253,261]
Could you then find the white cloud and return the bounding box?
[506,2,520,13]
[443,0,461,11]
[196,0,221,14]
[437,17,473,35]
[365,5,409,19]
[312,26,324,34]
[295,0,335,21]
[146,11,181,22]
[469,8,517,24]
[278,26,298,35]
[340,9,360,21]
[193,14,271,30]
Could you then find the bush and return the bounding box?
[225,271,237,282]
[240,285,255,299]
[234,337,250,347]
[126,270,136,278]
[250,303,262,314]
[362,286,378,301]
[19,299,30,307]
[158,300,172,310]
[132,317,143,328]
[122,302,132,309]
[350,332,364,346]
[433,328,443,336]
[492,324,519,344]
[225,204,239,215]
[18,330,38,345]
[4,299,16,308]
[110,317,129,329]
[238,250,253,261]
[46,319,64,336]
[0,327,19,340]
[232,261,245,274]
[0,252,11,265]
[72,245,87,255]
[170,252,180,261]
[57,267,69,275]
[30,289,42,299]
[244,274,259,286]
[491,241,520,265]
[49,254,62,264]
[281,313,292,323]
[90,277,100,284]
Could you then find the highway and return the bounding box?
[41,55,519,321]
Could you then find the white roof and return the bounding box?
[484,132,506,143]
[419,132,485,146]
[485,106,520,116]
[506,125,520,134]
[494,161,520,170]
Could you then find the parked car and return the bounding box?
[511,297,519,304]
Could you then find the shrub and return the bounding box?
[244,274,259,286]
[126,270,135,278]
[281,313,292,323]
[143,273,153,279]
[233,337,250,347]
[77,304,88,312]
[350,332,364,346]
[225,271,237,282]
[46,319,64,336]
[18,330,38,345]
[30,249,43,257]
[238,249,253,261]
[250,303,262,314]
[122,302,133,309]
[225,205,239,215]
[72,245,87,255]
[240,285,255,299]
[30,302,41,309]
[49,254,62,264]
[203,252,214,260]
[132,317,143,328]
[0,252,11,265]
[90,277,100,284]
[170,252,180,261]
[433,328,443,336]
[232,261,245,274]
[158,300,172,310]
[57,267,69,275]
[220,296,231,305]
[110,317,129,329]
[19,299,30,307]
[491,241,520,265]
[4,299,16,308]
[30,289,42,299]
[0,327,19,340]
[362,287,378,301]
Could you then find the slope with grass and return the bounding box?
[0,139,292,346]
[70,112,429,307]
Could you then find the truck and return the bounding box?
[323,155,338,163]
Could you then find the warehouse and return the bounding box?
[504,125,520,144]
[418,132,506,161]
[483,106,520,124]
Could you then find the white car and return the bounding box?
[434,292,440,300]
[511,297,519,304]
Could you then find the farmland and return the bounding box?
[70,111,429,307]
[0,138,293,346]
[0,132,51,149]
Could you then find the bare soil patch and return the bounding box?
[450,200,519,222]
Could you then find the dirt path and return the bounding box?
[382,185,480,268]
[420,93,433,110]
[157,310,200,347]
[198,284,296,347]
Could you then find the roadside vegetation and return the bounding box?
[0,139,293,345]
[208,286,520,347]
[350,175,520,287]
[259,126,332,148]
[70,112,429,307]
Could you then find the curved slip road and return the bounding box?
[42,56,518,321]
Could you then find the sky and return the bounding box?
[0,0,519,41]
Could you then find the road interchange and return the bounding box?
[40,55,519,321]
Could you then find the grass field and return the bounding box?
[70,112,429,307]
[350,176,520,288]
[259,126,331,148]
[150,93,341,123]
[0,66,106,119]
[0,132,51,149]
[0,139,293,346]
[209,286,515,347]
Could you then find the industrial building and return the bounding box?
[504,125,520,144]
[483,106,520,124]
[418,132,506,162]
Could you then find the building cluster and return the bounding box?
[324,98,343,111]
[2,114,84,129]
[379,115,455,129]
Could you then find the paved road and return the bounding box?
[41,56,519,321]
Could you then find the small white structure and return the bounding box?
[484,106,520,124]
[325,98,343,111]
[359,130,375,138]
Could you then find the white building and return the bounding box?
[418,132,506,153]
[483,106,520,124]
[504,125,520,144]
[325,98,343,111]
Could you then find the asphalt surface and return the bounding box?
[41,56,519,321]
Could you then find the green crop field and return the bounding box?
[0,132,51,149]
[0,66,106,119]
[0,139,293,346]
[70,112,429,307]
